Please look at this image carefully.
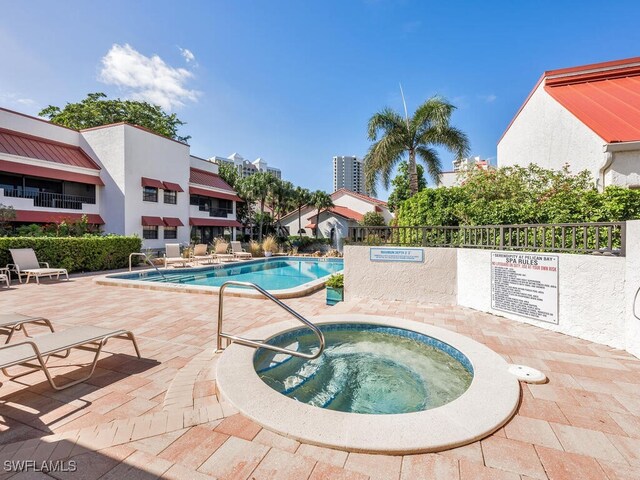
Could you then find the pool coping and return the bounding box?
[216,314,521,454]
[93,256,343,299]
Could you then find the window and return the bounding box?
[163,226,177,239]
[143,226,158,239]
[164,190,177,204]
[143,186,158,202]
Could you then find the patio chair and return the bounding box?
[213,241,235,263]
[0,325,141,390]
[0,313,55,344]
[0,267,9,288]
[191,244,216,264]
[164,243,189,268]
[230,241,252,260]
[8,249,69,284]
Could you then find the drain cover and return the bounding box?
[508,364,547,384]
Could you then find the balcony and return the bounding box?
[1,189,96,210]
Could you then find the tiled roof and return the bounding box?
[501,57,640,143]
[331,188,388,207]
[189,167,236,192]
[0,127,100,170]
[308,206,364,222]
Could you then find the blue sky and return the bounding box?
[2,0,640,199]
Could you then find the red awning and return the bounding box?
[189,186,243,202]
[305,223,317,229]
[141,177,164,189]
[141,216,165,226]
[0,160,104,186]
[189,218,242,227]
[14,210,104,224]
[162,181,184,192]
[163,217,184,227]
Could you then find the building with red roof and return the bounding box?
[498,57,640,190]
[0,107,242,247]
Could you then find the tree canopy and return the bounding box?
[39,93,190,143]
[387,161,427,212]
[364,95,469,196]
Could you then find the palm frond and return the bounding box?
[416,146,443,184]
[419,125,470,160]
[412,96,455,132]
[367,108,406,141]
[364,132,406,194]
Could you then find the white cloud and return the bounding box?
[179,47,195,63]
[479,94,497,103]
[98,43,199,111]
[0,92,36,107]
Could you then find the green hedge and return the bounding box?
[0,236,142,273]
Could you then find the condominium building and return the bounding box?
[333,155,366,195]
[213,153,282,179]
[0,107,242,249]
[439,156,491,187]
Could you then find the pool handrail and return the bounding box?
[128,252,168,280]
[216,280,326,360]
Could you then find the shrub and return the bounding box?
[326,273,344,289]
[262,235,278,253]
[397,165,640,226]
[248,240,263,257]
[360,211,386,226]
[0,236,142,273]
[288,236,330,251]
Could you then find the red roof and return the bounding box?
[331,188,388,207]
[309,206,364,222]
[0,159,104,186]
[189,186,243,202]
[189,168,236,191]
[14,211,104,224]
[189,218,242,227]
[502,57,640,143]
[0,128,100,170]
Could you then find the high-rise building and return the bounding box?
[212,153,282,179]
[333,155,366,194]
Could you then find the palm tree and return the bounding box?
[293,187,311,240]
[364,95,470,196]
[242,172,273,241]
[310,190,334,239]
[268,179,295,234]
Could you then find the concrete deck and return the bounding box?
[1,274,640,479]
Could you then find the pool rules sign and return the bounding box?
[491,253,559,324]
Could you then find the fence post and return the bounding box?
[620,222,627,257]
[499,226,504,250]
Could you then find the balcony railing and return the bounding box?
[197,206,232,218]
[347,222,626,256]
[1,189,96,210]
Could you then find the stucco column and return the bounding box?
[625,220,640,358]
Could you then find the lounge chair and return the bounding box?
[191,244,216,264]
[164,243,189,268]
[0,313,55,343]
[8,248,69,284]
[0,325,141,390]
[213,241,235,263]
[0,267,9,288]
[230,241,252,260]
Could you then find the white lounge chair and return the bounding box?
[191,244,216,264]
[8,248,69,284]
[213,241,235,263]
[230,241,252,260]
[0,313,55,344]
[0,267,9,288]
[164,243,189,268]
[0,325,141,390]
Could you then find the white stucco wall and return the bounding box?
[624,221,640,357]
[457,248,626,349]
[498,82,605,179]
[0,108,80,146]
[344,246,457,304]
[606,150,640,188]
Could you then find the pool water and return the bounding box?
[110,257,343,291]
[254,324,473,414]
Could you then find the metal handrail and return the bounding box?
[634,286,640,320]
[216,281,325,359]
[128,252,168,280]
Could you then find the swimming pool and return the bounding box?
[100,257,344,298]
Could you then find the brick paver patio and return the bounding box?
[1,273,640,479]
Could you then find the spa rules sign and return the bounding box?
[491,253,559,324]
